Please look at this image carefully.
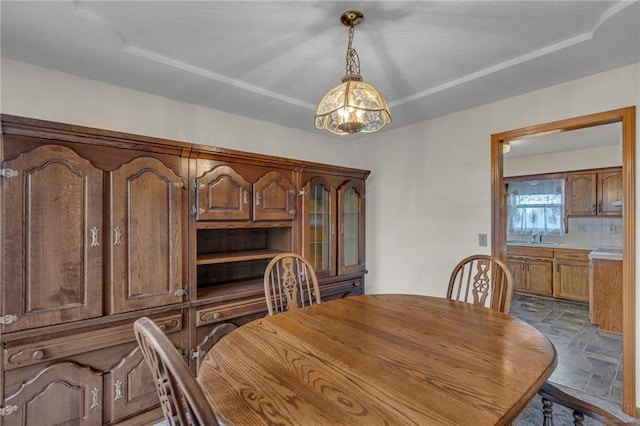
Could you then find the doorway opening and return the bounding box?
[491,107,636,415]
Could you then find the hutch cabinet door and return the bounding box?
[337,180,366,275]
[104,346,158,423]
[566,173,597,216]
[253,171,296,221]
[301,177,337,278]
[597,170,623,215]
[195,165,251,221]
[3,362,103,426]
[108,157,185,314]
[1,145,103,332]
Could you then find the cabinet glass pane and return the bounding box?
[309,184,331,271]
[343,187,360,266]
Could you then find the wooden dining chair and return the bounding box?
[264,253,321,316]
[133,317,219,426]
[447,254,514,313]
[539,382,633,425]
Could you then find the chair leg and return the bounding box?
[572,411,584,426]
[542,396,554,426]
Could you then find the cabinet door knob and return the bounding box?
[32,350,44,360]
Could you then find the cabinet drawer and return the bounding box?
[197,297,267,326]
[321,279,364,300]
[507,246,554,258]
[555,249,590,262]
[4,313,183,370]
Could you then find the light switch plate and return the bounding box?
[479,233,487,247]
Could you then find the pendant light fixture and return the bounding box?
[314,10,391,135]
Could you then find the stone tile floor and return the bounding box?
[510,293,623,405]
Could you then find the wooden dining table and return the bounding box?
[197,294,557,425]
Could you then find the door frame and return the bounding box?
[490,106,636,414]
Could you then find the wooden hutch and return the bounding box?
[0,115,369,425]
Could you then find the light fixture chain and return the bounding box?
[345,25,361,77]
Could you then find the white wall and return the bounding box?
[2,58,640,405]
[0,59,358,168]
[504,144,622,177]
[351,62,639,404]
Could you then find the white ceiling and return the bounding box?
[1,1,639,140]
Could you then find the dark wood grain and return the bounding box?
[198,294,557,425]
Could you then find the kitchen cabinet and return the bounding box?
[507,246,553,296]
[508,245,592,302]
[597,170,623,216]
[590,258,623,334]
[553,249,590,302]
[566,168,622,217]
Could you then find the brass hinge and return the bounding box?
[299,189,306,196]
[174,288,188,297]
[0,314,18,325]
[191,349,206,359]
[174,181,188,190]
[192,205,205,216]
[0,168,18,178]
[0,405,19,416]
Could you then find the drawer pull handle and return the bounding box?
[90,387,100,409]
[213,312,221,320]
[32,350,44,360]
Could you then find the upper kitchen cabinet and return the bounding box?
[193,161,296,223]
[565,167,622,217]
[1,144,104,332]
[597,170,623,216]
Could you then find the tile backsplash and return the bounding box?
[508,216,623,248]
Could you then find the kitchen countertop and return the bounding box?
[588,248,623,261]
[507,241,623,261]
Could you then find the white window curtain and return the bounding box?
[507,179,565,235]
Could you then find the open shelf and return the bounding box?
[196,249,285,265]
[195,278,264,305]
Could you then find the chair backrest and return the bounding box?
[447,254,514,313]
[264,253,321,316]
[133,317,219,426]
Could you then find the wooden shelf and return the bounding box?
[195,278,264,305]
[196,249,285,265]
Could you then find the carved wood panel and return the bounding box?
[196,165,251,221]
[253,170,295,221]
[109,156,185,314]
[3,362,103,425]
[2,144,103,332]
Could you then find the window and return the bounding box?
[507,179,565,235]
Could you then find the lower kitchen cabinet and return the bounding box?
[508,246,595,302]
[554,249,590,302]
[590,258,623,334]
[507,247,553,296]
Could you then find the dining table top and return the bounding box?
[197,294,557,425]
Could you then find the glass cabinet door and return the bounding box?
[302,177,336,278]
[338,180,365,275]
